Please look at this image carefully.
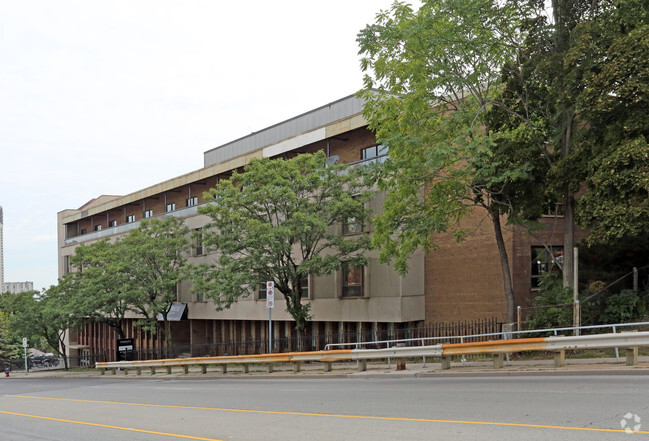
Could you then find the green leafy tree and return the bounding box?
[70,239,132,338]
[195,151,372,333]
[120,217,191,351]
[0,310,21,362]
[0,288,75,370]
[358,0,544,321]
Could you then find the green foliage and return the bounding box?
[600,289,643,324]
[527,275,574,330]
[195,151,372,332]
[0,310,21,361]
[118,217,191,344]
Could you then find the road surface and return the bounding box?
[1,375,646,440]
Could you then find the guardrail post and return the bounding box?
[441,356,451,370]
[493,353,504,368]
[166,366,172,374]
[358,359,367,372]
[150,367,156,375]
[200,365,207,374]
[242,364,249,373]
[421,339,426,368]
[221,364,228,374]
[100,369,106,375]
[293,362,301,373]
[324,362,332,372]
[626,347,639,366]
[123,368,129,376]
[182,365,189,375]
[267,363,274,373]
[613,325,620,362]
[554,350,566,367]
[136,367,142,376]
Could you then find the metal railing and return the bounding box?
[324,321,649,365]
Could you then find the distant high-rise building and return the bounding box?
[0,205,3,293]
[3,281,34,294]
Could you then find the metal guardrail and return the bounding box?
[324,321,649,351]
[96,330,649,375]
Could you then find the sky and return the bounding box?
[0,0,414,291]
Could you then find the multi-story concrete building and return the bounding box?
[2,281,34,294]
[57,94,568,361]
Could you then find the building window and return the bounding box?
[295,274,309,299]
[126,214,136,223]
[193,229,204,256]
[342,263,364,297]
[361,144,389,161]
[186,197,198,207]
[258,281,267,300]
[80,228,87,235]
[196,291,204,302]
[543,200,564,217]
[63,255,71,275]
[94,225,102,231]
[531,246,564,289]
[166,203,176,212]
[109,220,117,227]
[144,209,153,218]
[343,216,363,235]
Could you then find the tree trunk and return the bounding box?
[491,211,515,323]
[562,193,575,288]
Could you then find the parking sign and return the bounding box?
[266,281,274,309]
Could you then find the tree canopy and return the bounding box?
[194,151,372,332]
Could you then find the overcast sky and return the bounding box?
[1,0,414,291]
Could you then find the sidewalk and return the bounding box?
[5,355,649,380]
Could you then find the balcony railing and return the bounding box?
[64,205,202,245]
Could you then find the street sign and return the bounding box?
[22,337,27,348]
[266,281,274,309]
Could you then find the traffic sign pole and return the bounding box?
[22,337,28,374]
[266,281,274,354]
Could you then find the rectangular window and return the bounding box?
[258,282,267,300]
[196,292,204,302]
[144,209,153,218]
[298,274,309,299]
[63,255,71,275]
[342,263,364,297]
[166,203,176,212]
[361,144,389,161]
[542,200,565,217]
[109,220,117,227]
[126,214,136,223]
[186,197,198,207]
[94,225,102,231]
[80,228,87,235]
[531,246,564,288]
[343,216,363,235]
[193,229,204,256]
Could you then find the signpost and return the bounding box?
[266,281,274,353]
[22,337,28,374]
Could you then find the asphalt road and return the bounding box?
[1,375,647,440]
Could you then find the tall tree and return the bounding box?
[0,310,20,362]
[70,239,132,338]
[194,151,372,333]
[120,217,191,350]
[358,0,543,321]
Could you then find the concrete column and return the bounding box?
[267,363,274,373]
[493,353,504,368]
[221,364,228,374]
[358,360,367,372]
[242,364,249,373]
[324,362,332,372]
[166,366,172,374]
[441,357,451,370]
[150,367,156,375]
[136,367,142,376]
[201,365,207,374]
[554,350,566,367]
[182,365,189,374]
[293,362,301,373]
[627,347,639,366]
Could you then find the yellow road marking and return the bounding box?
[0,410,225,440]
[2,394,645,434]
